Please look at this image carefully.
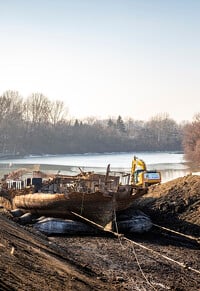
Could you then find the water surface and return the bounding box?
[0,151,190,183]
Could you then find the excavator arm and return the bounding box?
[131,156,146,176]
[131,156,161,187]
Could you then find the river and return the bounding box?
[0,151,191,183]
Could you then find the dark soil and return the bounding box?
[134,174,200,237]
[0,174,200,290]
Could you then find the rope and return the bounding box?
[72,210,200,280]
[113,209,200,288]
[152,223,200,244]
[113,208,157,290]
[123,236,200,276]
[80,193,85,215]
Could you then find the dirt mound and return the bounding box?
[134,174,200,236]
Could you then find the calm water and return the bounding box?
[0,152,190,183]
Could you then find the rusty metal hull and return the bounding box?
[115,186,147,211]
[13,187,143,228]
[13,191,115,227]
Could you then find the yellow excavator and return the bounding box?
[131,156,161,187]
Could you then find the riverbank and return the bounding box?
[0,207,199,291]
[0,174,200,290]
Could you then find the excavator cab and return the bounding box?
[131,156,161,187]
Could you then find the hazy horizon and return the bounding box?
[1,0,200,122]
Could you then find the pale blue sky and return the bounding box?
[0,0,200,122]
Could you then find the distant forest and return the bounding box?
[0,90,199,165]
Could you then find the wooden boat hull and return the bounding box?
[114,186,147,211]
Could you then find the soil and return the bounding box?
[133,174,200,237]
[0,174,200,290]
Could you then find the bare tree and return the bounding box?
[0,90,23,154]
[0,90,23,121]
[24,93,51,124]
[183,113,200,165]
[49,100,68,127]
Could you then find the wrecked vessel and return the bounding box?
[11,166,147,229]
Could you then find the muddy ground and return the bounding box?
[0,174,200,290]
[133,174,200,237]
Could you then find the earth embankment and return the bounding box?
[133,174,200,237]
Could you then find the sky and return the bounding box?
[0,0,200,122]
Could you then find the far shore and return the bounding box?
[0,163,83,178]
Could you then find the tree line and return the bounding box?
[0,90,198,165]
[182,114,200,165]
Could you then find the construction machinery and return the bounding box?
[131,156,161,187]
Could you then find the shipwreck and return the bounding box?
[3,165,149,232]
